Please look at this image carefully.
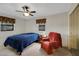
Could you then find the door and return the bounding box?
[69,4,79,49]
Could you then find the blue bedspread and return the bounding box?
[4,33,39,52]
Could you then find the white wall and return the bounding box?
[0,18,26,47]
[46,12,68,47]
[0,12,69,48]
[25,12,68,47]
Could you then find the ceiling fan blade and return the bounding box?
[16,10,24,12]
[30,11,36,13]
[29,13,33,16]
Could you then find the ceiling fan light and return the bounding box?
[23,13,29,16]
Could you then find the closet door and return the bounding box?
[69,12,73,48]
[69,5,79,49]
[69,10,77,49]
[76,5,79,48]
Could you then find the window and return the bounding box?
[0,16,15,31]
[39,25,45,31]
[0,23,14,31]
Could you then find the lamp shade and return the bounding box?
[23,13,29,16]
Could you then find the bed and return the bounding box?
[4,33,40,55]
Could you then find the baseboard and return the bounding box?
[62,46,68,49]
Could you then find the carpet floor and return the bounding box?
[0,43,72,56]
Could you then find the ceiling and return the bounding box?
[0,3,73,20]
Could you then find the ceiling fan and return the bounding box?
[16,6,36,16]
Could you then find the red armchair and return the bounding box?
[41,32,62,54]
